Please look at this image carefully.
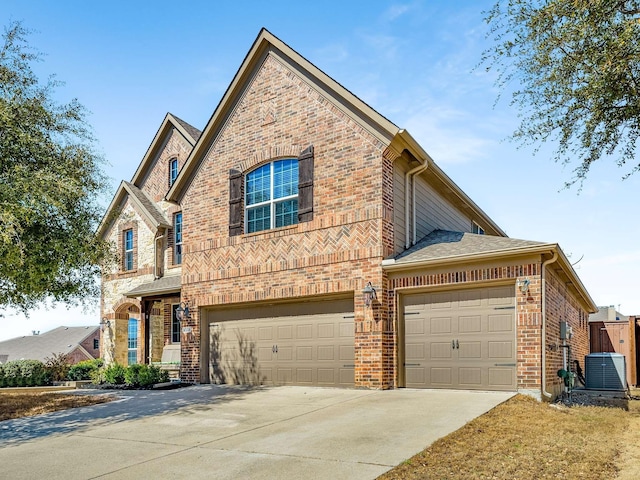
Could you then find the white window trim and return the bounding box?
[472,221,485,235]
[124,229,134,270]
[169,158,179,186]
[244,160,298,233]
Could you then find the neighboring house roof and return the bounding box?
[383,229,598,313]
[589,306,628,323]
[96,180,171,239]
[0,326,99,363]
[125,274,182,298]
[164,29,505,236]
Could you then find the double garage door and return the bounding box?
[403,285,517,391]
[206,298,354,387]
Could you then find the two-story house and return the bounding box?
[98,29,597,400]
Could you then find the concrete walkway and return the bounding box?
[0,385,514,479]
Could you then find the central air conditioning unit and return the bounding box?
[585,353,627,391]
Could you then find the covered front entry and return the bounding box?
[401,285,516,391]
[205,297,355,387]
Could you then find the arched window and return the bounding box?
[245,159,299,233]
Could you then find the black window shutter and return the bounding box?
[298,145,314,222]
[229,169,243,236]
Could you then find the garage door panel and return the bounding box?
[458,367,482,386]
[459,315,481,333]
[430,342,452,359]
[459,341,482,359]
[488,314,513,332]
[430,368,452,385]
[488,341,513,359]
[208,299,354,387]
[406,319,425,335]
[404,285,516,391]
[489,368,515,388]
[430,317,452,334]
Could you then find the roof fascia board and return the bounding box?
[167,29,400,203]
[96,182,127,239]
[131,113,197,188]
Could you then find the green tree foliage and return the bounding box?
[482,1,640,185]
[0,21,112,311]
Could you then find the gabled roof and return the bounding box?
[131,112,200,188]
[165,29,504,236]
[383,230,597,313]
[167,28,400,203]
[0,326,99,363]
[96,181,171,239]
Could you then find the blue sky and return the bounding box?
[1,0,639,341]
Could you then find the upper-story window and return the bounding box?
[245,159,299,234]
[123,229,134,270]
[174,212,183,265]
[472,222,485,235]
[169,158,179,187]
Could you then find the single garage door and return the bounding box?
[207,298,354,387]
[402,285,516,391]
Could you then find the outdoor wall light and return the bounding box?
[362,282,377,307]
[517,278,531,294]
[176,301,191,322]
[100,317,111,330]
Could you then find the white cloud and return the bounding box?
[384,4,411,21]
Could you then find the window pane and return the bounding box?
[125,251,133,271]
[128,318,138,365]
[128,350,137,365]
[273,159,298,199]
[246,164,271,205]
[174,213,183,265]
[275,199,298,228]
[172,304,180,343]
[247,205,271,233]
[170,159,178,185]
[124,229,133,250]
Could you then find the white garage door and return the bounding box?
[402,285,516,391]
[207,298,355,387]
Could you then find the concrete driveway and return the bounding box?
[0,385,513,479]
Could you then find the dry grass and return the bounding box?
[0,392,113,421]
[379,394,632,480]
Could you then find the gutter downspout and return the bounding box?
[541,251,558,400]
[404,160,429,249]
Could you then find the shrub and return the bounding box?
[44,352,70,382]
[68,358,103,381]
[0,364,5,388]
[0,360,49,387]
[124,364,168,387]
[103,363,126,385]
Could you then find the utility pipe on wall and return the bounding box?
[404,156,428,249]
[541,251,558,399]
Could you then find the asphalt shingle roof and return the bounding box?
[125,274,181,297]
[393,230,546,265]
[0,326,98,363]
[171,114,202,143]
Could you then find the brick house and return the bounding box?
[98,29,597,400]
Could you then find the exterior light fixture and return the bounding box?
[362,282,377,307]
[100,317,111,331]
[176,301,191,322]
[517,278,531,294]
